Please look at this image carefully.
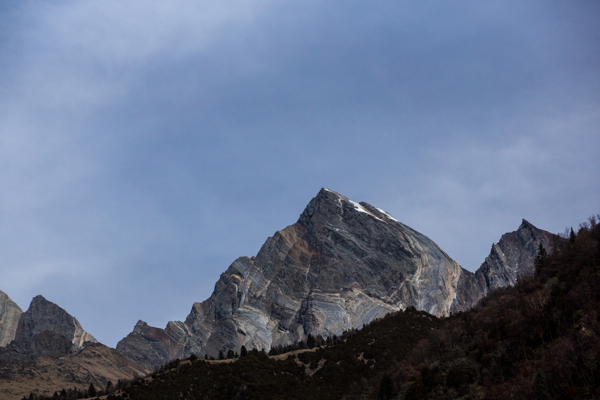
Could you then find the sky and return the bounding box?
[0,0,598,348]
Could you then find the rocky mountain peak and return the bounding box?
[299,188,397,227]
[449,219,557,313]
[477,218,555,293]
[15,295,97,353]
[133,320,150,334]
[118,188,467,368]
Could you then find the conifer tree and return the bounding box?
[307,334,316,349]
[534,243,548,275]
[88,383,96,398]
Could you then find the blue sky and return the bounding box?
[0,0,598,348]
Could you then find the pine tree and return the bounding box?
[534,243,548,275]
[240,345,248,357]
[307,334,316,349]
[88,383,96,398]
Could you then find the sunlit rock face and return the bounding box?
[450,219,556,313]
[0,290,23,347]
[14,295,97,354]
[118,188,468,367]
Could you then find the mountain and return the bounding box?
[450,219,556,312]
[118,188,553,369]
[118,188,467,367]
[0,290,23,347]
[0,295,99,370]
[104,215,600,400]
[0,296,150,399]
[14,295,97,354]
[0,188,556,377]
[475,219,555,293]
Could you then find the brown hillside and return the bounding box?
[0,343,150,400]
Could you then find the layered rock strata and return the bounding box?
[0,290,23,347]
[118,188,469,367]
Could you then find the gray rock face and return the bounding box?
[15,295,97,354]
[116,320,178,369]
[0,290,23,347]
[450,219,556,313]
[0,330,73,366]
[476,219,554,293]
[118,188,467,368]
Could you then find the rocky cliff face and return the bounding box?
[0,290,23,347]
[15,295,97,354]
[118,188,471,367]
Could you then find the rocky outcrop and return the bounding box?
[116,320,177,370]
[0,290,22,347]
[449,219,556,313]
[118,188,469,367]
[15,295,97,354]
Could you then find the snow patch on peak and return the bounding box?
[347,199,383,222]
[376,207,398,222]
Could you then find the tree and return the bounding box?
[106,381,113,394]
[88,383,96,398]
[534,243,549,274]
[218,350,225,360]
[227,349,235,359]
[307,334,316,349]
[378,374,394,400]
[570,227,576,243]
[240,345,248,357]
